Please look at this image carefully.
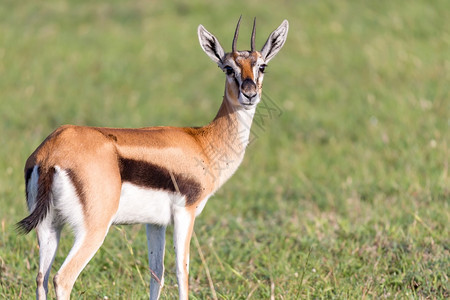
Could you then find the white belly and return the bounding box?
[112,182,183,226]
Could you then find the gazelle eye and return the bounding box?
[259,64,267,73]
[224,66,234,76]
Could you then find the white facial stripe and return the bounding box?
[255,58,265,80]
[223,53,266,109]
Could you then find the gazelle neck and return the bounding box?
[198,80,257,188]
[213,87,255,144]
[214,78,257,145]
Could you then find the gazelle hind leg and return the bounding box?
[50,166,120,299]
[173,207,195,300]
[146,224,167,300]
[35,213,62,300]
[24,165,58,299]
[53,221,112,299]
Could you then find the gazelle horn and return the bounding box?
[251,17,256,52]
[232,15,242,53]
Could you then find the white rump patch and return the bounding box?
[52,166,85,230]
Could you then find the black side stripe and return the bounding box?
[118,157,202,206]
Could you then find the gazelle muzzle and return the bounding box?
[241,78,257,101]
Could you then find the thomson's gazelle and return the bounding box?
[18,17,288,299]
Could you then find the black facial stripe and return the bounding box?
[119,157,202,206]
[233,75,240,89]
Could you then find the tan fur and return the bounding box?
[25,75,249,215]
[22,18,289,300]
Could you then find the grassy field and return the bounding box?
[0,0,448,298]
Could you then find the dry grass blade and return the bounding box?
[245,283,259,300]
[149,267,162,287]
[270,277,275,300]
[297,246,312,298]
[193,231,218,300]
[115,226,146,288]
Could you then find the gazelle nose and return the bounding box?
[241,78,257,99]
[242,91,257,99]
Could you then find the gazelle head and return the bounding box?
[198,17,289,110]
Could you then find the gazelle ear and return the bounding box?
[260,20,289,63]
[198,25,225,65]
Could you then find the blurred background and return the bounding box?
[0,0,448,298]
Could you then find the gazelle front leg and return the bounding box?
[173,206,195,300]
[146,224,167,300]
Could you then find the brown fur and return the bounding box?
[20,18,289,299]
[21,77,249,222]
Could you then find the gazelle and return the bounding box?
[17,17,288,299]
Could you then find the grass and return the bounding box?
[0,0,449,298]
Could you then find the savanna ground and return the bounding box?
[0,0,448,299]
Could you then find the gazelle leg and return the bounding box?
[48,165,121,299]
[173,207,195,300]
[35,216,61,300]
[53,222,111,300]
[146,224,167,300]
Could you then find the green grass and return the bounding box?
[1,0,449,298]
